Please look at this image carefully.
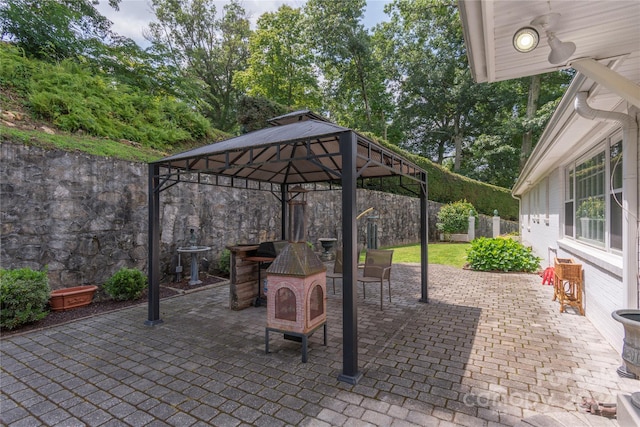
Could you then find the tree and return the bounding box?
[379,0,493,169]
[304,0,391,136]
[459,72,572,187]
[234,5,321,111]
[145,0,250,132]
[0,0,119,61]
[521,75,541,170]
[236,95,288,133]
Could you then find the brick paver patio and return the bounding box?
[1,264,637,426]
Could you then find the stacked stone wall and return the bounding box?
[1,143,517,288]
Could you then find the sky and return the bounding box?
[96,0,392,48]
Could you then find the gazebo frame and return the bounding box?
[147,111,429,384]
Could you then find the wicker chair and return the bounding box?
[357,249,394,310]
[326,249,343,294]
[553,257,584,315]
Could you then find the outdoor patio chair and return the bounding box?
[357,249,394,310]
[326,249,343,294]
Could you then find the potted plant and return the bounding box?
[576,197,604,240]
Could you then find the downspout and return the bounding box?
[574,91,639,309]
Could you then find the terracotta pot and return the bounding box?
[49,285,98,311]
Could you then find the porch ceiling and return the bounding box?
[458,0,640,83]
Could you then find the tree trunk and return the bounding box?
[453,115,462,171]
[521,75,541,170]
[437,140,445,164]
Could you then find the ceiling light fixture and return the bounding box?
[529,13,576,65]
[546,32,576,64]
[513,27,539,53]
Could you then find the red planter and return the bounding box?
[49,285,98,311]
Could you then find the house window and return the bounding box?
[535,185,540,223]
[564,169,574,236]
[545,178,550,225]
[610,140,623,250]
[575,150,605,245]
[564,134,623,251]
[527,192,531,229]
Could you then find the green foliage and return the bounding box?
[362,136,519,219]
[217,250,231,276]
[436,200,477,234]
[466,237,541,272]
[379,1,480,168]
[0,267,50,329]
[0,43,213,148]
[577,196,604,219]
[235,5,321,110]
[305,0,391,135]
[460,134,520,188]
[236,95,288,133]
[0,0,118,61]
[0,43,34,94]
[1,126,177,162]
[103,268,147,301]
[147,0,250,132]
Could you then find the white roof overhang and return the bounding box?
[458,0,640,84]
[458,0,640,195]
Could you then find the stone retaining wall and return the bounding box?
[1,143,517,288]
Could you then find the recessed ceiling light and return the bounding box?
[513,27,539,53]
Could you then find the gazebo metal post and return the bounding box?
[419,175,429,303]
[280,184,288,240]
[146,163,163,325]
[338,131,362,384]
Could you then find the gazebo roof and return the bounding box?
[152,111,426,191]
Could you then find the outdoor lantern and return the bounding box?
[288,186,308,243]
[513,27,539,53]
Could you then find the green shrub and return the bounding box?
[361,135,519,220]
[103,268,147,301]
[0,267,50,329]
[436,200,477,234]
[217,249,231,276]
[466,237,541,272]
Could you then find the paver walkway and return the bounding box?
[1,264,637,426]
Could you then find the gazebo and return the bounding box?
[147,110,429,384]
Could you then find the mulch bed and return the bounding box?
[1,274,227,338]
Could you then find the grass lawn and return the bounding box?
[382,242,470,268]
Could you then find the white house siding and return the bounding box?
[520,167,626,354]
[520,170,562,267]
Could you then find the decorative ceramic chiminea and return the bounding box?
[265,186,327,362]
